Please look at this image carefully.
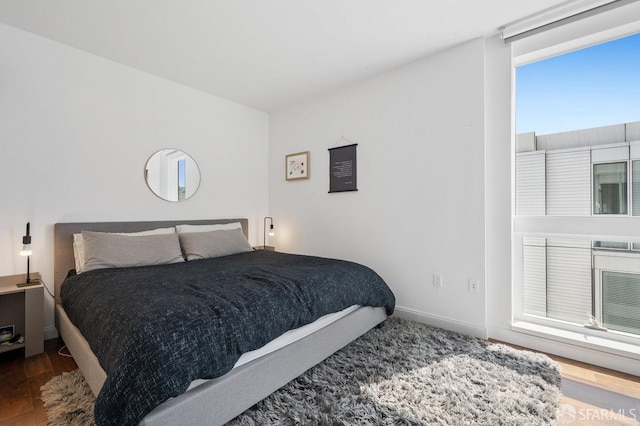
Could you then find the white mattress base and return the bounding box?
[142,306,387,425]
[187,304,360,390]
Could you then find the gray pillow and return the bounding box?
[82,231,185,272]
[179,228,253,261]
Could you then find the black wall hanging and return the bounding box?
[328,144,357,193]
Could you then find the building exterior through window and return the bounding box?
[516,121,640,338]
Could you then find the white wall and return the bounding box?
[269,38,487,337]
[0,24,269,338]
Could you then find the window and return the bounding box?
[593,162,627,214]
[601,271,640,335]
[514,31,640,343]
[593,248,640,337]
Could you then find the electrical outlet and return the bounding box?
[433,274,443,288]
[469,279,480,293]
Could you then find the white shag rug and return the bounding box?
[42,317,562,425]
[41,367,96,426]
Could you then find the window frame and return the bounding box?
[592,160,629,216]
[512,22,640,354]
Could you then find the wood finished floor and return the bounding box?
[492,340,640,425]
[0,338,638,425]
[0,339,76,426]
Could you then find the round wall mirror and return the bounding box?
[145,149,201,202]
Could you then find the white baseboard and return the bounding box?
[488,324,640,377]
[44,325,59,340]
[393,306,488,339]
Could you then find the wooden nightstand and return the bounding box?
[0,273,44,357]
[253,245,275,251]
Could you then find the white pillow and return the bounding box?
[175,222,242,234]
[73,227,176,273]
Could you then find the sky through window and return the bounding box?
[516,32,640,135]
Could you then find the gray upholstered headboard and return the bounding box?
[53,218,248,304]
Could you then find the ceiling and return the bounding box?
[0,0,567,112]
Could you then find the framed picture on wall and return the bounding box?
[328,144,357,193]
[286,151,310,181]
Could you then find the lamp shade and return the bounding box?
[20,223,32,256]
[20,245,32,256]
[263,217,274,247]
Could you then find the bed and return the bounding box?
[53,219,395,426]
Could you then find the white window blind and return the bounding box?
[602,271,640,334]
[546,150,591,215]
[511,0,640,66]
[523,237,547,317]
[546,240,592,324]
[516,152,546,216]
[633,160,640,215]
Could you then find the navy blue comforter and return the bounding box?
[61,250,395,425]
